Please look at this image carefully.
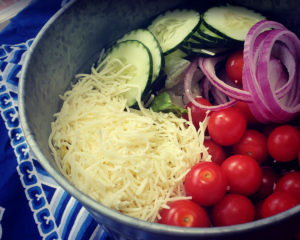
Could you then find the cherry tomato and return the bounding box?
[184,162,228,206]
[184,97,212,130]
[208,107,247,146]
[267,125,300,162]
[158,200,210,227]
[254,200,264,220]
[203,139,226,166]
[261,192,299,218]
[251,167,280,202]
[275,171,300,202]
[211,194,255,226]
[233,101,260,124]
[221,155,262,196]
[225,48,244,87]
[233,129,268,165]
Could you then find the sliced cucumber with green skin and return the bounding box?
[147,9,201,56]
[164,48,197,62]
[202,5,267,42]
[103,40,153,107]
[116,29,164,85]
[181,46,234,58]
[198,23,239,46]
[164,48,188,61]
[199,22,225,40]
[191,30,208,42]
[184,38,217,49]
[191,30,229,48]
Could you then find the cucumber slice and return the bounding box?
[199,22,225,40]
[164,49,188,61]
[103,40,153,107]
[116,29,164,84]
[198,23,239,46]
[202,5,267,42]
[191,30,231,48]
[181,46,234,58]
[147,9,201,55]
[191,30,207,42]
[184,37,216,49]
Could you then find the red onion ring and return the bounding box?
[211,86,228,104]
[184,58,238,111]
[244,20,300,123]
[184,20,300,123]
[202,75,211,101]
[257,30,299,121]
[199,57,252,102]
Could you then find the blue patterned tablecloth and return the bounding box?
[0,1,109,239]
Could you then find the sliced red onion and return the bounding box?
[199,57,252,102]
[181,68,204,105]
[164,65,204,107]
[167,91,185,108]
[243,20,300,123]
[244,29,276,122]
[257,30,299,121]
[268,57,289,105]
[202,75,211,101]
[184,58,237,111]
[270,41,296,99]
[211,86,228,104]
[220,69,242,89]
[183,20,300,122]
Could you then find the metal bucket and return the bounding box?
[19,0,300,239]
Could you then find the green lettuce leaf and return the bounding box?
[150,92,187,115]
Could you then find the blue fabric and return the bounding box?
[0,1,110,239]
[0,0,62,45]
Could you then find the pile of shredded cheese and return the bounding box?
[48,57,210,222]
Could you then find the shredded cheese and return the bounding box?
[48,57,210,222]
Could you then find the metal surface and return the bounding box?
[19,0,300,239]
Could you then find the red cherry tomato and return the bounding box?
[267,125,300,162]
[184,162,228,206]
[184,97,212,130]
[254,200,264,220]
[221,155,262,196]
[211,194,255,226]
[261,192,299,218]
[233,129,268,165]
[233,101,260,124]
[225,48,244,87]
[275,171,300,202]
[208,107,247,146]
[158,200,210,227]
[203,139,226,166]
[251,167,280,202]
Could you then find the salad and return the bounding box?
[49,3,300,228]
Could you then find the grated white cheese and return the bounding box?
[48,57,210,222]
